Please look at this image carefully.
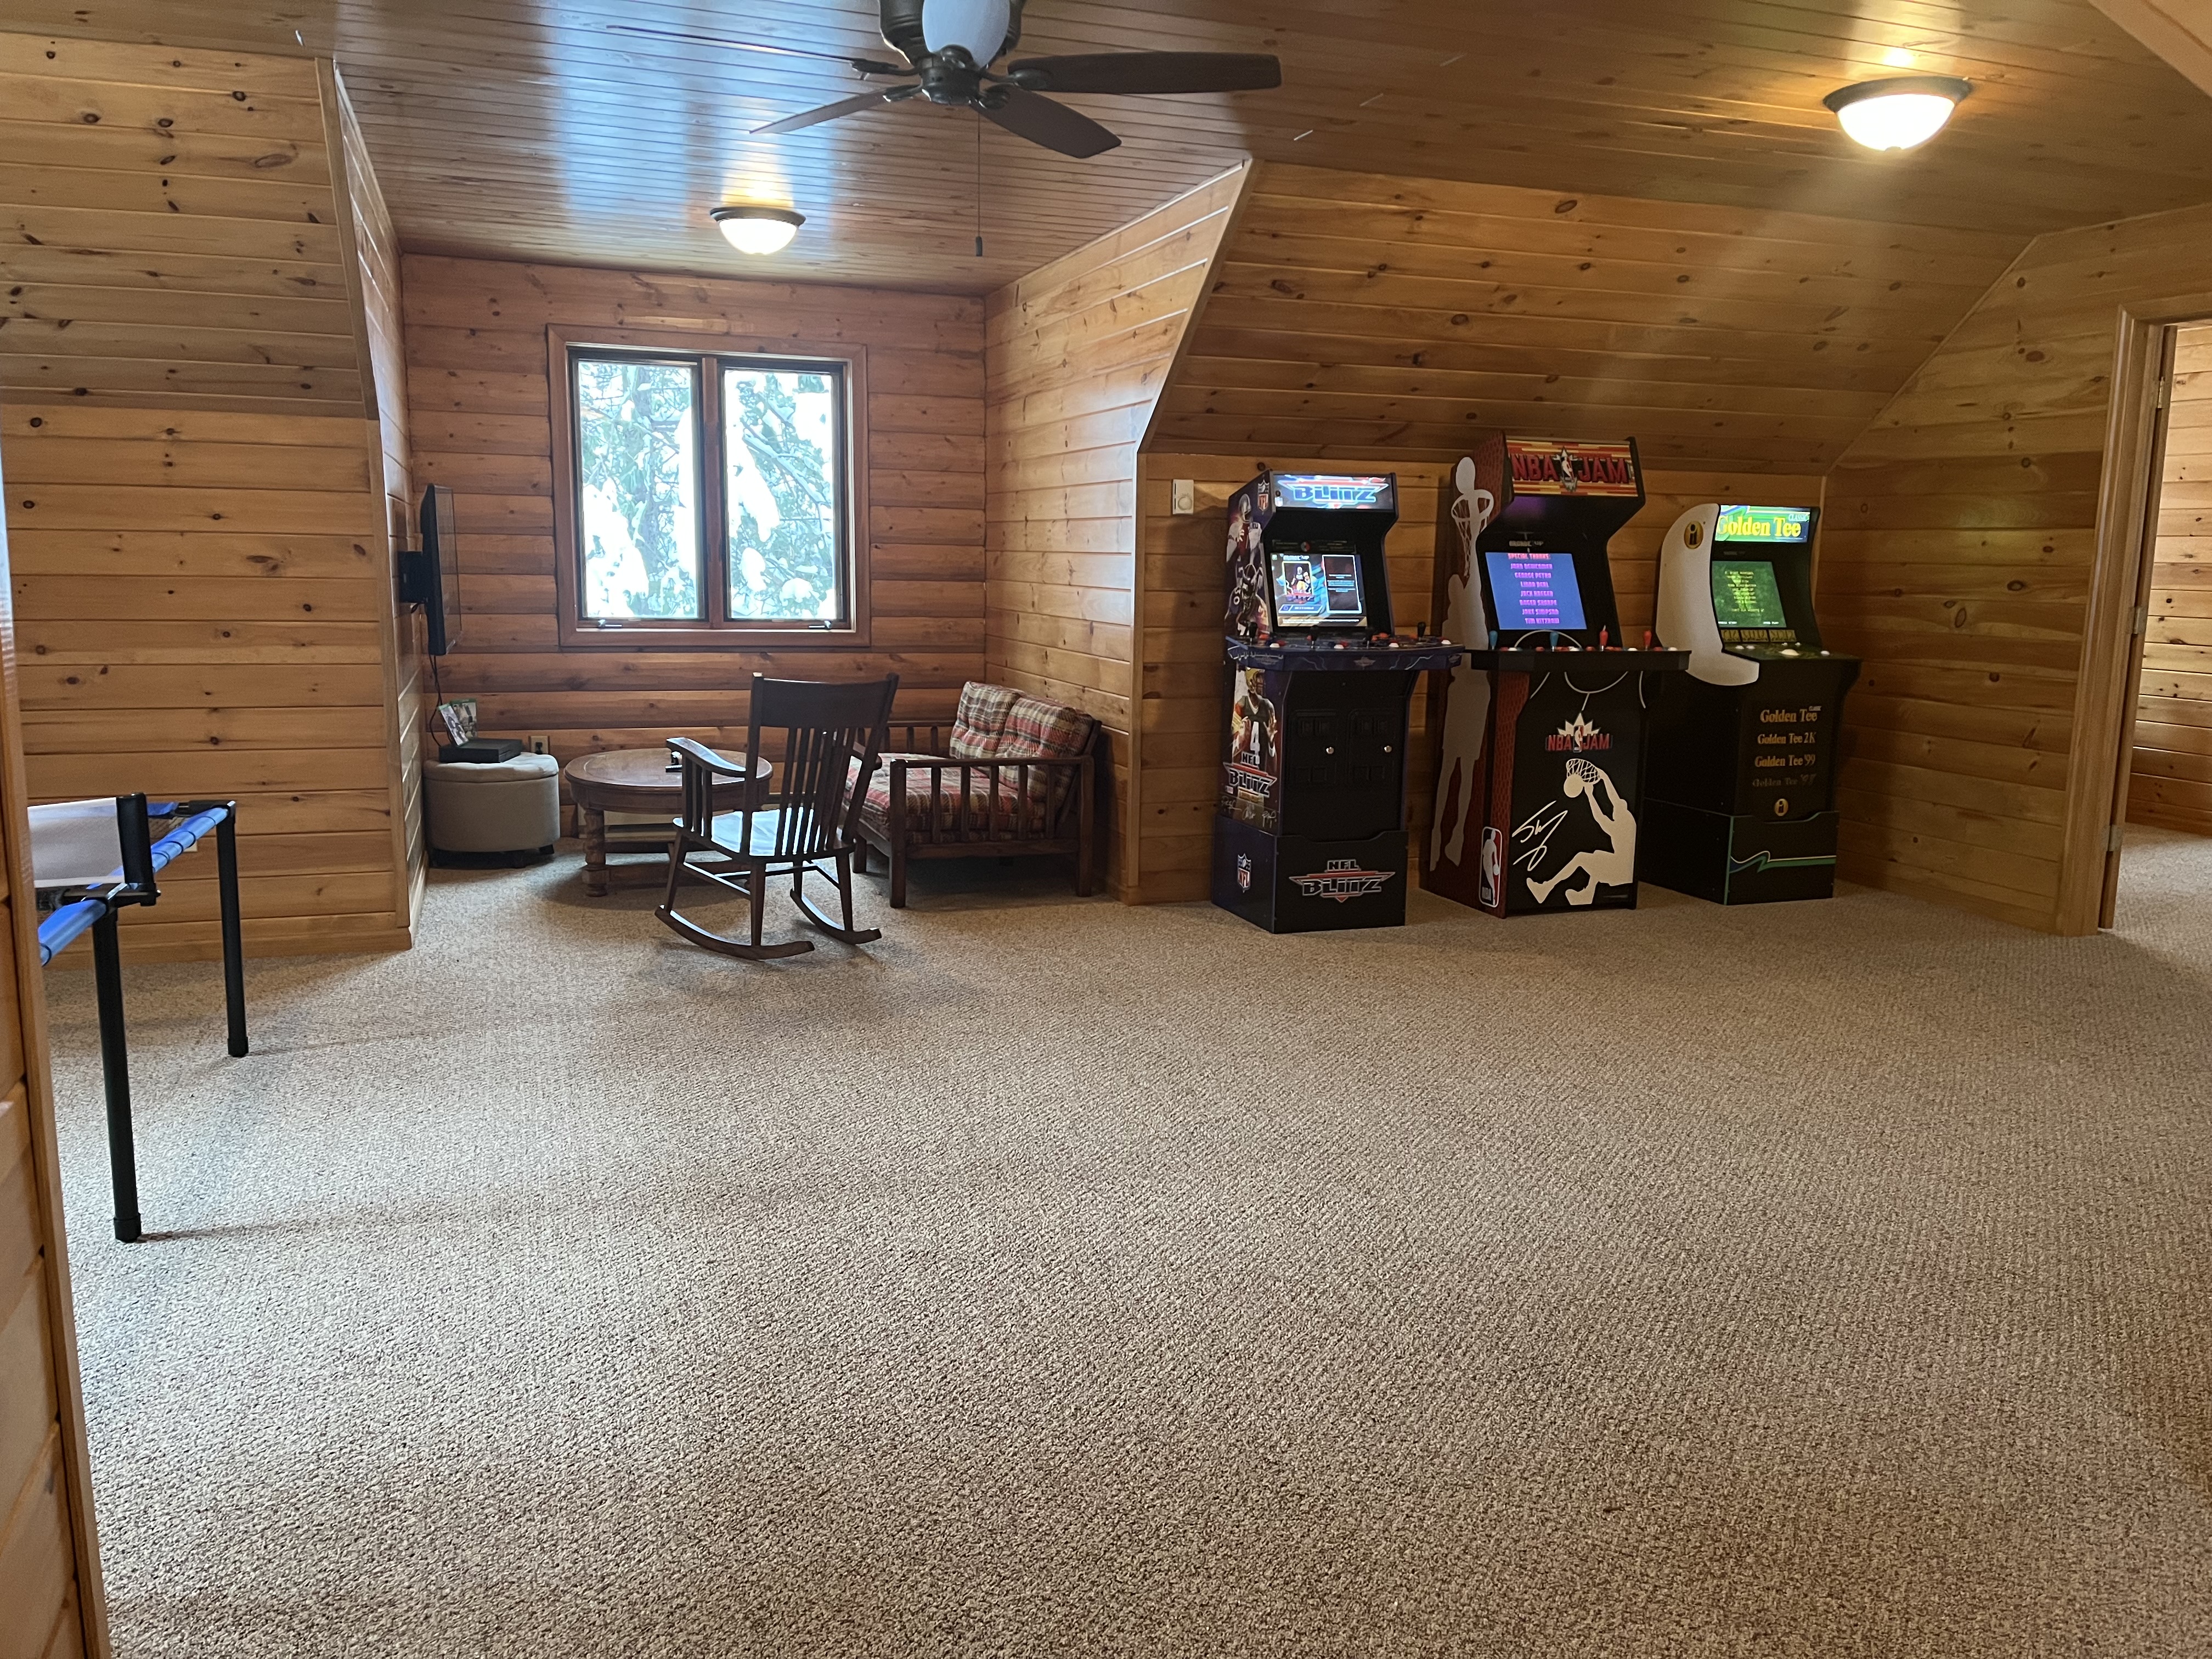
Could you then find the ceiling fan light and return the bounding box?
[1823,75,1970,151]
[711,205,805,255]
[922,0,1011,60]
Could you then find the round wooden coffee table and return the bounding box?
[565,746,771,896]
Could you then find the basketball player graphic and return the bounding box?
[1525,758,1636,907]
[1430,455,1496,871]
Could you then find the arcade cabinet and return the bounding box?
[1213,471,1463,933]
[1641,504,1860,903]
[1423,435,1686,917]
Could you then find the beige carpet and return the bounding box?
[46,832,2212,1657]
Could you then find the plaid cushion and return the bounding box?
[850,755,1045,842]
[996,693,1096,761]
[949,682,1022,759]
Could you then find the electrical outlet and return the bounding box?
[1171,478,1197,515]
[528,733,551,756]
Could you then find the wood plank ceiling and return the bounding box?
[8,1,2212,292]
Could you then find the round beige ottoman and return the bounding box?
[425,752,561,863]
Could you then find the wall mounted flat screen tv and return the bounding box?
[406,484,462,656]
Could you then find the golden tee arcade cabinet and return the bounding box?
[1424,435,1687,917]
[1213,472,1463,933]
[1641,503,1860,904]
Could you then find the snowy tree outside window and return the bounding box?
[568,348,850,634]
[575,357,702,620]
[724,368,843,621]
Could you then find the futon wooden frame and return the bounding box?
[853,721,1099,907]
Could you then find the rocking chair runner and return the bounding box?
[657,673,899,961]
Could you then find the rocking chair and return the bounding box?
[657,673,898,961]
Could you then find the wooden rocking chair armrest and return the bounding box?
[666,736,755,778]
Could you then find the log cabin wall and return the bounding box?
[1822,202,2212,933]
[2130,321,2212,833]
[985,167,1246,896]
[1128,161,2001,904]
[330,68,425,926]
[0,437,108,1656]
[401,256,986,773]
[0,33,421,961]
[1130,454,1820,902]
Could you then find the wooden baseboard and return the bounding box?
[1837,855,2063,934]
[46,912,415,968]
[2125,806,2212,837]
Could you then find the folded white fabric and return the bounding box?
[27,798,129,890]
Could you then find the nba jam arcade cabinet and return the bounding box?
[1212,471,1462,933]
[1423,435,1687,917]
[1641,503,1860,903]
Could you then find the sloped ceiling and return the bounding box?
[1149,162,2028,474]
[6,1,2212,291]
[2090,0,2212,98]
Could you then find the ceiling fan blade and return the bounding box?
[608,24,910,78]
[755,91,901,137]
[1007,53,1283,96]
[980,87,1120,157]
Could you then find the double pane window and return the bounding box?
[569,347,853,636]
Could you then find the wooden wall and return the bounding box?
[331,67,426,926]
[1149,164,2026,473]
[984,167,1245,894]
[2130,320,2212,833]
[1824,202,2212,932]
[1130,454,1820,902]
[0,34,419,960]
[402,256,986,774]
[0,435,107,1657]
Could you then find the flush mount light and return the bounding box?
[710,205,805,255]
[1824,75,1971,151]
[922,0,1011,59]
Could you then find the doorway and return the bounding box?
[2103,320,2212,928]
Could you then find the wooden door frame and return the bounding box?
[2057,291,2212,934]
[0,420,111,1654]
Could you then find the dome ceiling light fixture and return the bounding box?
[1823,75,1972,151]
[711,204,805,255]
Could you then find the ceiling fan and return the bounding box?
[610,0,1283,159]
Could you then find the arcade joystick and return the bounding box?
[1599,625,1609,651]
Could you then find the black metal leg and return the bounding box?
[216,806,247,1058]
[92,910,142,1244]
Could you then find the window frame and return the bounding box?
[548,324,871,650]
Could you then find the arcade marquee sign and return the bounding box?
[1289,858,1397,901]
[1506,439,1640,498]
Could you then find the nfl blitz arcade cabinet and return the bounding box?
[1424,436,1688,915]
[1212,472,1464,932]
[1641,503,1860,902]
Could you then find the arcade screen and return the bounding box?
[1271,545,1366,627]
[1485,550,1588,631]
[1711,560,1788,629]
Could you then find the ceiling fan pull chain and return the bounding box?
[975,111,985,258]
